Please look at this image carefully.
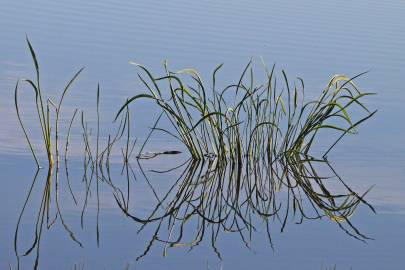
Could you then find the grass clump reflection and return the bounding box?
[110,155,375,261]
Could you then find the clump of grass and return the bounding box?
[116,60,375,163]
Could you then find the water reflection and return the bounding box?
[111,154,375,261]
[3,0,405,268]
[14,144,375,269]
[14,166,82,269]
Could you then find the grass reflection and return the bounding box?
[110,153,374,261]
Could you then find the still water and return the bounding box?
[1,0,405,269]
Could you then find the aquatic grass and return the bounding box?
[13,42,377,267]
[13,37,84,270]
[64,108,79,204]
[115,61,231,160]
[14,39,84,248]
[110,59,376,259]
[116,60,375,165]
[15,36,84,169]
[14,82,133,269]
[79,85,143,244]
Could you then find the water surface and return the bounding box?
[1,0,405,269]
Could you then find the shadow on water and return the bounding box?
[12,39,376,269]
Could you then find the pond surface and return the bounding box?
[1,0,405,269]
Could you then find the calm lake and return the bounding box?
[1,0,405,269]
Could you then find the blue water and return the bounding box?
[1,0,405,269]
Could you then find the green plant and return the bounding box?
[14,36,84,169]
